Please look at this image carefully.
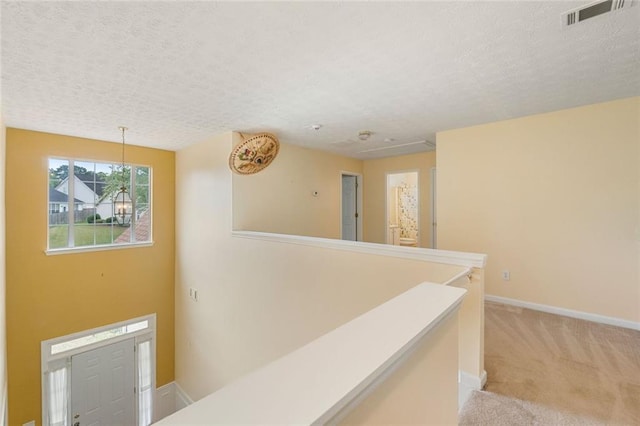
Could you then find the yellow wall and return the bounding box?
[363,152,436,247]
[233,141,363,239]
[5,129,175,425]
[0,118,7,425]
[176,132,465,400]
[437,97,640,322]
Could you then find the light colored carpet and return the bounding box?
[459,390,603,425]
[459,302,640,425]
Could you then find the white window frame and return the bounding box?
[46,157,153,255]
[41,314,157,426]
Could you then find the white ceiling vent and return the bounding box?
[563,0,635,27]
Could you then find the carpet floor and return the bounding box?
[459,302,640,425]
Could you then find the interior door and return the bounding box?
[71,338,135,426]
[430,167,437,249]
[341,175,357,241]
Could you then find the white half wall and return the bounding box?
[175,131,482,402]
[155,382,193,422]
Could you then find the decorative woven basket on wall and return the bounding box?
[229,133,280,175]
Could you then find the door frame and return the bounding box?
[339,171,363,242]
[41,314,156,426]
[430,167,437,249]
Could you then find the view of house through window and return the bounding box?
[48,158,152,250]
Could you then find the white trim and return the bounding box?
[458,370,487,411]
[430,167,437,249]
[339,171,363,242]
[45,241,154,256]
[485,295,640,331]
[174,382,194,409]
[153,382,194,421]
[155,382,177,421]
[442,267,472,286]
[459,369,487,390]
[232,231,487,268]
[46,156,153,253]
[42,314,156,362]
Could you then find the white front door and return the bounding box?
[341,175,357,241]
[71,338,135,426]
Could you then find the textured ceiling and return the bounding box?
[1,1,639,159]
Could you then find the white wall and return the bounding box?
[175,132,466,401]
[437,97,640,323]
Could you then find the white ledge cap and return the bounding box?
[232,230,487,268]
[157,282,466,425]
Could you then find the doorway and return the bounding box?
[430,167,437,249]
[340,172,363,241]
[71,338,136,425]
[41,315,156,426]
[386,171,419,247]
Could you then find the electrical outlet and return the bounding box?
[189,287,198,301]
[502,270,511,281]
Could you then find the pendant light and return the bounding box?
[114,126,132,226]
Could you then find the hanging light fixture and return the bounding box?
[114,126,132,226]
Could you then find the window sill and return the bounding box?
[45,241,154,256]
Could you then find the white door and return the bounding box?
[430,167,437,249]
[342,175,357,241]
[71,338,135,426]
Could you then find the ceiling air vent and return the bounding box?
[563,0,635,27]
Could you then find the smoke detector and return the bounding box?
[563,0,635,27]
[358,130,373,141]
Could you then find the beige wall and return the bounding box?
[176,132,465,401]
[437,97,640,322]
[337,314,458,425]
[0,118,7,426]
[5,129,176,425]
[363,152,436,247]
[233,141,362,239]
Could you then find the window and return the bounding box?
[48,158,152,251]
[50,319,149,355]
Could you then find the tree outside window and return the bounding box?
[48,158,152,250]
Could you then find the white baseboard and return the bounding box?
[459,369,487,390]
[485,295,640,331]
[175,381,194,409]
[154,381,194,422]
[155,382,176,422]
[458,370,486,411]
